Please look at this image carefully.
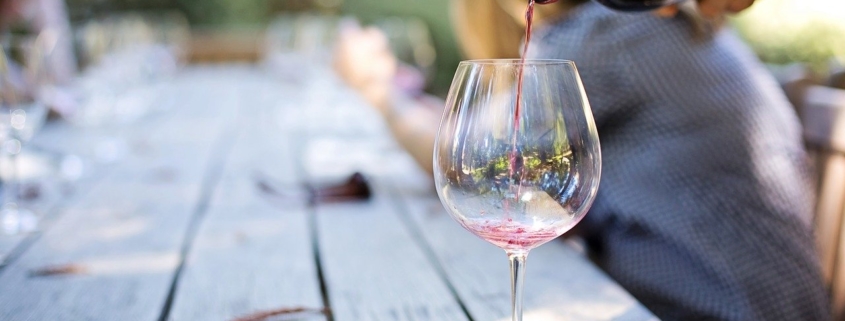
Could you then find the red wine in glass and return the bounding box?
[471,222,563,251]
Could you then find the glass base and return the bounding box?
[1,205,38,235]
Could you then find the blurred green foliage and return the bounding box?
[66,0,461,95]
[65,0,845,93]
[731,0,845,73]
[175,0,267,26]
[67,0,268,26]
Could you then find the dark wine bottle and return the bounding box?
[592,0,684,12]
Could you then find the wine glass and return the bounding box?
[433,59,601,320]
[0,33,52,234]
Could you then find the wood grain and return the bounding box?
[0,67,233,320]
[166,83,326,321]
[310,143,469,321]
[314,190,470,320]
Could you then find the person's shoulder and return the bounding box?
[534,3,766,81]
[534,3,698,60]
[541,5,650,34]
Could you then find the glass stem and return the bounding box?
[507,250,529,321]
[4,139,20,208]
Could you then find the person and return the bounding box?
[334,0,749,175]
[1,0,77,84]
[334,0,831,320]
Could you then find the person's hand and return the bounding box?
[333,24,397,114]
[656,0,755,19]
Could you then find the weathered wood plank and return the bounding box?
[0,170,103,266]
[314,184,470,321]
[166,173,324,321]
[0,124,111,265]
[167,80,326,321]
[0,183,201,321]
[0,67,236,320]
[304,133,470,321]
[0,75,197,266]
[392,175,658,321]
[0,235,26,265]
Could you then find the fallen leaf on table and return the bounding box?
[230,307,329,321]
[29,264,87,277]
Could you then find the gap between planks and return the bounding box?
[157,127,239,321]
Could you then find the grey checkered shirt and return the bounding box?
[530,3,831,320]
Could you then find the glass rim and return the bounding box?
[458,59,575,67]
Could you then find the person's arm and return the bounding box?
[334,25,440,175]
[376,94,440,175]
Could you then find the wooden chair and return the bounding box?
[829,69,845,90]
[802,85,845,320]
[772,63,817,116]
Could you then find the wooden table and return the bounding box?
[0,64,658,321]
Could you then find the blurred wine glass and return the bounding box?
[433,59,601,320]
[67,12,189,163]
[0,32,54,234]
[265,12,346,66]
[264,12,360,135]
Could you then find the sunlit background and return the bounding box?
[20,0,840,95]
[733,0,845,71]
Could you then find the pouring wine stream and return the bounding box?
[507,0,553,225]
